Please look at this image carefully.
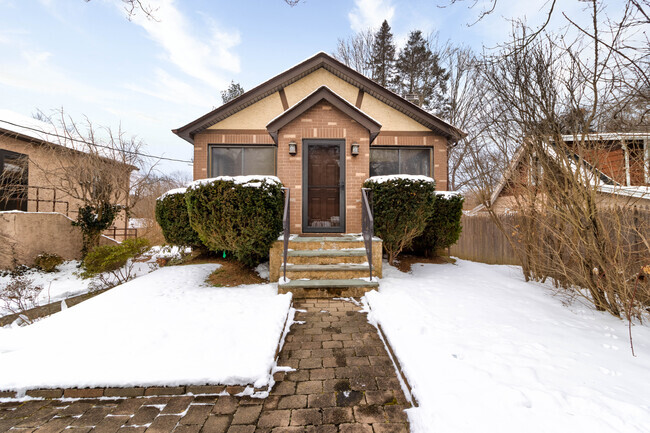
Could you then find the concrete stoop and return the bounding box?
[270,235,382,298]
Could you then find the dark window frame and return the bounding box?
[0,148,29,211]
[369,146,434,177]
[207,144,277,177]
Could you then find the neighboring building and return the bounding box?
[477,133,650,213]
[174,52,465,235]
[0,111,136,268]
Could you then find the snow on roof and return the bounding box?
[0,109,138,167]
[597,184,650,199]
[560,132,650,142]
[0,109,62,145]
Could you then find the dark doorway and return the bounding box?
[303,140,345,233]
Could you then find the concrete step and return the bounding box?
[283,263,375,280]
[287,236,375,250]
[269,237,383,283]
[286,249,368,265]
[278,278,379,298]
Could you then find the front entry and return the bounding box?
[303,139,345,233]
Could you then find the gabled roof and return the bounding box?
[266,86,382,144]
[173,52,466,144]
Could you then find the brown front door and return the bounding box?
[303,140,345,233]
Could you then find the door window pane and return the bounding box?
[243,147,275,175]
[211,147,242,176]
[370,149,398,176]
[400,148,430,176]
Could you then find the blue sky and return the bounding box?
[0,0,589,176]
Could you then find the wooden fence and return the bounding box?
[450,213,521,265]
[451,208,650,266]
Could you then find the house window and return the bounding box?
[0,149,29,211]
[370,147,432,177]
[209,146,276,177]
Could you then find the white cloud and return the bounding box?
[124,68,215,108]
[0,48,118,105]
[348,0,395,32]
[125,0,240,90]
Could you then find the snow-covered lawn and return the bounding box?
[0,261,152,316]
[0,246,183,317]
[365,259,650,433]
[0,264,292,392]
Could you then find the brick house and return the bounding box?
[478,133,650,213]
[173,52,465,235]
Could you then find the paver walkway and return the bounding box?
[0,299,411,432]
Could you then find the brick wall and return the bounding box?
[277,100,369,234]
[192,105,450,234]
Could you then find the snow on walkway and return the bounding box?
[365,259,650,433]
[0,264,292,391]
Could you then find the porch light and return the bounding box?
[288,141,297,155]
[351,143,360,156]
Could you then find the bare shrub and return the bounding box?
[0,277,43,322]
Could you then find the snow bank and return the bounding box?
[365,175,435,184]
[188,175,282,189]
[0,264,292,390]
[365,260,650,433]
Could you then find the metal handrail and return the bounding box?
[281,187,290,281]
[361,188,373,280]
[104,226,139,240]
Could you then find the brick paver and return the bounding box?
[0,299,410,432]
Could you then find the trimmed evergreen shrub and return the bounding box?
[185,177,284,267]
[363,176,436,264]
[34,253,64,272]
[155,188,203,249]
[412,193,464,257]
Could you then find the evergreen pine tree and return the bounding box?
[395,30,450,116]
[369,20,396,88]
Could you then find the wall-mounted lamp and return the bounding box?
[351,143,360,156]
[288,141,297,155]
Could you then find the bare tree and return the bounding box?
[333,29,375,78]
[468,3,650,323]
[439,44,493,191]
[84,0,157,20]
[131,171,191,244]
[16,109,154,254]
